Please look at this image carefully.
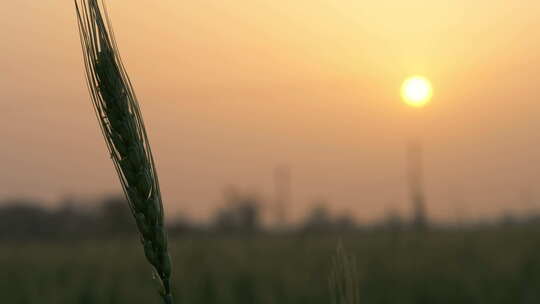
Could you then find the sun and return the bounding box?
[401,76,433,107]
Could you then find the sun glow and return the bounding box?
[401,76,433,107]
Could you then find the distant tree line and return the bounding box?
[0,193,360,240]
[0,197,136,240]
[1,190,539,240]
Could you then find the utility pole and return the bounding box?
[408,140,428,230]
[274,165,291,228]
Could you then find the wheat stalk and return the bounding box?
[73,1,173,303]
[329,243,360,304]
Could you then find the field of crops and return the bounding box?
[3,227,540,304]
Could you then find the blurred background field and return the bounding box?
[3,219,540,303]
[5,1,540,303]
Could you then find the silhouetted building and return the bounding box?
[212,187,261,233]
[302,202,332,233]
[99,196,134,236]
[384,207,404,232]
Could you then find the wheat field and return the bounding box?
[3,227,540,304]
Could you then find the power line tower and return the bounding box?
[408,141,428,230]
[274,165,291,229]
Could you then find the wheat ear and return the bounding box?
[74,1,173,303]
[329,243,360,304]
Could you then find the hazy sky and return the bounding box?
[3,1,540,223]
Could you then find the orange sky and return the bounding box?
[3,1,540,223]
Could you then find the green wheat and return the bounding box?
[74,1,173,303]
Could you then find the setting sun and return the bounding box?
[401,76,433,107]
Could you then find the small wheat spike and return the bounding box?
[73,1,173,303]
[329,243,360,304]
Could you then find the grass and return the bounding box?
[74,0,172,302]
